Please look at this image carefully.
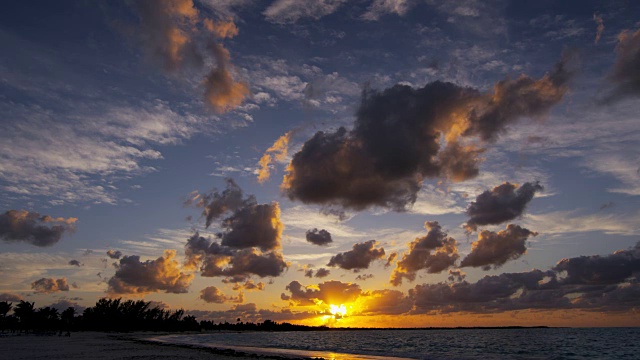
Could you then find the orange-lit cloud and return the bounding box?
[257,131,295,183]
[129,0,248,112]
[31,277,70,293]
[107,250,194,295]
[200,286,244,303]
[0,210,77,247]
[593,13,604,44]
[391,221,459,286]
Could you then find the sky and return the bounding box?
[1,0,640,328]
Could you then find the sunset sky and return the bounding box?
[1,0,640,328]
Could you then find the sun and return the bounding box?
[329,304,347,318]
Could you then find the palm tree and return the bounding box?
[14,301,35,333]
[0,301,12,332]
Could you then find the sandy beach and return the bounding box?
[0,332,315,360]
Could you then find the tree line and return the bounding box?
[0,298,326,334]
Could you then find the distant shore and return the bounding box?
[0,332,320,360]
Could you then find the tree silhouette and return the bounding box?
[13,301,35,333]
[0,301,11,332]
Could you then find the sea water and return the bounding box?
[152,327,640,359]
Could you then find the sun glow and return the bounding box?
[329,304,347,317]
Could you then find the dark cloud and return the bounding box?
[327,240,385,272]
[186,178,256,228]
[306,228,333,246]
[220,203,283,251]
[410,242,640,314]
[107,250,123,259]
[185,232,288,281]
[315,268,331,278]
[200,286,244,304]
[448,269,466,282]
[185,181,288,281]
[107,250,193,295]
[68,259,82,267]
[0,293,23,302]
[282,54,573,211]
[356,273,374,281]
[464,181,543,232]
[391,221,459,286]
[283,280,362,305]
[461,224,537,270]
[31,278,70,293]
[0,210,77,247]
[553,242,640,286]
[608,27,640,99]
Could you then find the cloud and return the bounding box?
[282,53,573,211]
[362,0,414,21]
[553,243,640,286]
[219,202,284,251]
[31,277,70,293]
[185,181,288,280]
[593,13,604,44]
[128,0,247,112]
[608,27,640,99]
[185,232,288,281]
[257,131,294,183]
[0,293,23,302]
[0,210,77,247]
[460,224,537,270]
[68,259,82,267]
[327,240,385,272]
[410,242,640,314]
[447,269,466,282]
[463,50,576,142]
[231,280,265,291]
[390,221,459,286]
[186,178,256,228]
[107,250,123,259]
[204,42,250,113]
[305,228,333,246]
[315,268,331,278]
[358,289,412,315]
[263,0,348,24]
[356,273,374,281]
[200,286,244,303]
[463,181,543,232]
[283,280,362,305]
[107,250,194,295]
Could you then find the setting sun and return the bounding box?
[329,304,347,318]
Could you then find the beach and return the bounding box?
[0,332,311,360]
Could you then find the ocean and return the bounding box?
[151,327,640,359]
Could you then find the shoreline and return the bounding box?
[0,331,314,360]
